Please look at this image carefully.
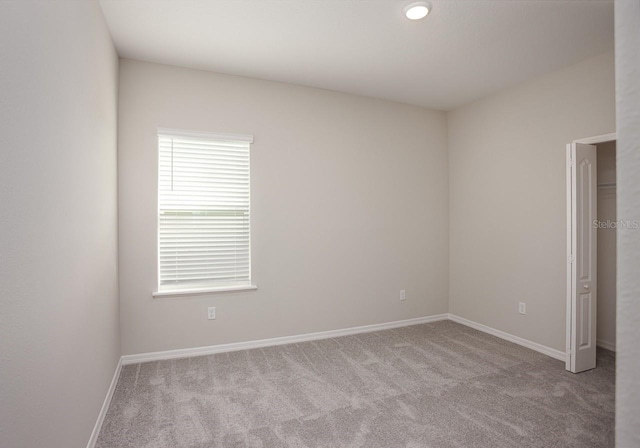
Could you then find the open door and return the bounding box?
[567,142,598,373]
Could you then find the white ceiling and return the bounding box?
[99,0,614,111]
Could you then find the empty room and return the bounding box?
[1,1,639,447]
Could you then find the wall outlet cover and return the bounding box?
[518,302,526,315]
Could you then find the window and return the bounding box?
[156,129,254,295]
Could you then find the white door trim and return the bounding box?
[566,143,573,369]
[573,133,616,145]
[565,133,616,372]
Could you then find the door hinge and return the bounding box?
[568,158,575,167]
[568,255,575,264]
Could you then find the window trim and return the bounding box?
[154,127,256,298]
[152,284,257,298]
[157,127,254,143]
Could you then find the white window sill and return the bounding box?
[153,285,257,298]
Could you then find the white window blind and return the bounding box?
[158,130,252,291]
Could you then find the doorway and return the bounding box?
[565,133,617,373]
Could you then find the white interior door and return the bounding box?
[568,142,598,373]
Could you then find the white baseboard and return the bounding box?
[597,339,616,352]
[86,357,122,448]
[121,314,449,365]
[448,314,566,361]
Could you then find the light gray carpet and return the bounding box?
[96,321,615,448]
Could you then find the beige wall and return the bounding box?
[118,59,449,355]
[596,141,616,351]
[448,52,615,352]
[0,2,119,448]
[615,0,640,445]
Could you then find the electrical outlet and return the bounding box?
[207,307,216,320]
[518,302,526,315]
[400,290,406,301]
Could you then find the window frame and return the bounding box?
[153,128,257,297]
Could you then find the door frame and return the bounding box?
[565,132,616,371]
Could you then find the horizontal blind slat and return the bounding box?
[159,139,250,150]
[161,273,250,282]
[160,257,250,263]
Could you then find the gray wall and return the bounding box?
[447,52,615,352]
[0,2,120,447]
[615,0,640,445]
[117,59,449,356]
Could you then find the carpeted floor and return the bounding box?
[96,321,615,448]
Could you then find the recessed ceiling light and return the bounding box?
[404,2,430,20]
